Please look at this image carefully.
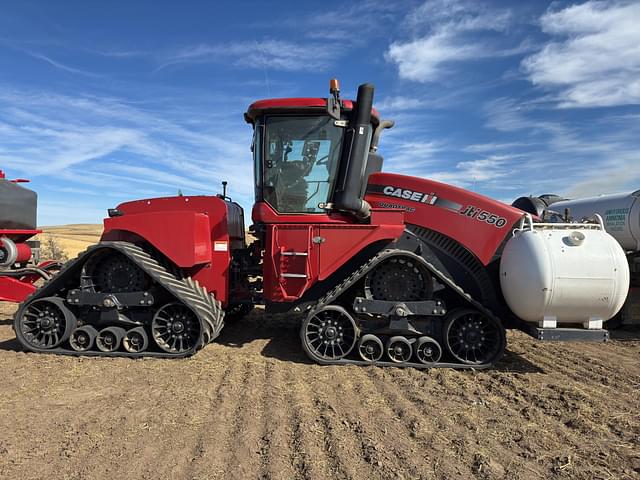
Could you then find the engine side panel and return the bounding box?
[101,195,242,306]
[365,173,524,265]
[263,209,405,303]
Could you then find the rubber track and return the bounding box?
[13,241,224,358]
[303,247,505,370]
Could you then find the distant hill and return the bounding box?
[38,224,102,259]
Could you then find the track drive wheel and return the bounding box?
[365,257,433,301]
[16,297,77,350]
[443,309,505,365]
[301,305,358,362]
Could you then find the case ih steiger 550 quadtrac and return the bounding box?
[12,81,630,369]
[0,170,59,303]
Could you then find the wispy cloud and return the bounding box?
[157,39,342,72]
[384,0,528,82]
[24,50,100,77]
[0,87,254,224]
[522,0,640,108]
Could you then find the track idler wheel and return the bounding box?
[301,305,358,361]
[69,326,98,352]
[358,334,384,362]
[123,327,149,353]
[415,336,442,364]
[386,336,413,363]
[152,303,200,353]
[16,297,77,349]
[96,326,126,352]
[443,309,505,365]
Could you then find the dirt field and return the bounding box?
[0,302,638,480]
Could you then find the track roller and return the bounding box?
[96,326,126,352]
[123,327,149,353]
[69,326,98,352]
[15,297,77,349]
[301,305,358,361]
[386,336,412,363]
[415,336,442,364]
[443,309,505,365]
[358,334,384,362]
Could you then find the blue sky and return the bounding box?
[1,0,639,225]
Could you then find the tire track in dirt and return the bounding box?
[182,339,267,479]
[383,367,568,478]
[257,359,298,480]
[363,367,482,479]
[383,360,637,480]
[302,366,393,480]
[178,358,236,479]
[77,358,235,479]
[318,364,446,479]
[284,364,337,479]
[514,341,639,407]
[219,359,265,478]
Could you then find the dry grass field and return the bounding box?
[0,226,638,479]
[37,224,102,258]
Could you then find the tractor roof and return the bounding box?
[245,98,380,124]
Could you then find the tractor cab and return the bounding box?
[245,81,390,225]
[244,82,405,304]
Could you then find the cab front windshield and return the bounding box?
[258,115,343,213]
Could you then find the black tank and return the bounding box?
[0,179,37,230]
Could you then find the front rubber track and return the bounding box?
[13,241,224,358]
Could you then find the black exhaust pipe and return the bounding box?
[332,83,374,219]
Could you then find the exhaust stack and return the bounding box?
[332,83,374,219]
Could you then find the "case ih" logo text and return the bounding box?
[382,186,438,204]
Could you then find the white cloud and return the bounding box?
[385,0,519,82]
[522,0,640,107]
[464,142,532,153]
[375,96,429,112]
[158,40,340,72]
[0,87,254,224]
[428,155,517,188]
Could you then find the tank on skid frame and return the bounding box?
[12,80,631,368]
[513,190,639,326]
[0,169,60,303]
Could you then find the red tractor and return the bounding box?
[12,81,630,368]
[0,170,59,303]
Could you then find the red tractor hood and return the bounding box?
[365,172,525,265]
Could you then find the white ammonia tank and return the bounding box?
[549,190,640,252]
[500,215,630,327]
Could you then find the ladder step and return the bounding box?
[280,273,307,279]
[281,251,308,256]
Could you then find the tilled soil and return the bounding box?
[0,302,638,480]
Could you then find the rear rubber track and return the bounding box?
[13,241,224,358]
[301,247,505,370]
